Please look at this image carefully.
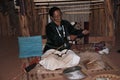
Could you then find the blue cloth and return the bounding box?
[18,36,42,58]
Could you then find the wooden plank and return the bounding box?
[89,36,115,46]
[6,15,12,36]
[99,4,106,36]
[25,0,33,35]
[94,6,100,36]
[41,6,47,35]
[2,15,8,36]
[35,9,41,34]
[0,13,2,36]
[31,0,38,34]
[18,0,30,36]
[90,5,102,36]
[19,15,30,36]
[104,0,115,37]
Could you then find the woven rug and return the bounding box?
[21,52,120,80]
[81,55,120,80]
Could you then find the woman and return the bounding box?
[43,6,89,52]
[40,7,89,70]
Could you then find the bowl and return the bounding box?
[63,66,86,80]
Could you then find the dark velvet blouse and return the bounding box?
[43,20,84,52]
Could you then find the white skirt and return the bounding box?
[39,49,80,70]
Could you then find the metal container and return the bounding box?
[63,66,86,80]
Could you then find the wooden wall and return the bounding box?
[0,0,116,46]
[114,0,120,46]
[0,9,20,37]
[34,0,115,45]
[89,0,115,45]
[0,0,20,37]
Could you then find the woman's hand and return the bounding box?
[70,35,77,40]
[82,29,89,35]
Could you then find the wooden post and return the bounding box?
[104,0,115,37]
[19,0,37,36]
[19,15,30,36]
[19,0,30,36]
[41,6,47,35]
[84,22,89,44]
[25,0,37,35]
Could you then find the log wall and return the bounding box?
[0,0,20,37]
[0,0,117,46]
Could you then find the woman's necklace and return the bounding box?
[56,25,67,47]
[56,25,65,38]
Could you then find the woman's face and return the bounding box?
[51,10,62,24]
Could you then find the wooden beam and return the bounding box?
[19,15,30,36]
[34,0,104,6]
[89,36,115,46]
[38,7,104,15]
[19,0,30,36]
[104,0,115,37]
[35,3,104,9]
[64,11,91,14]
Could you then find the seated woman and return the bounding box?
[39,7,89,70]
[43,7,89,52]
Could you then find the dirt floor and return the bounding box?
[0,37,21,80]
[0,37,120,80]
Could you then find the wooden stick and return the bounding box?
[64,11,91,14]
[35,3,103,9]
[35,0,104,6]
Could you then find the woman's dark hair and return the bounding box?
[49,6,62,17]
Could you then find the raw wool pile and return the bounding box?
[79,51,105,71]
